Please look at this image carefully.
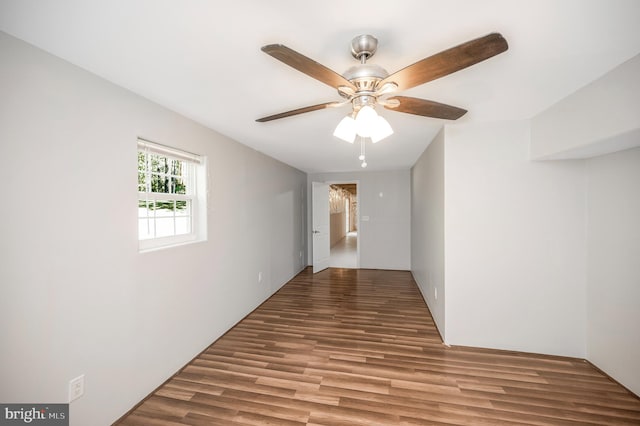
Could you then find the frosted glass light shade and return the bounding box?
[370,115,393,143]
[355,105,377,138]
[333,116,356,143]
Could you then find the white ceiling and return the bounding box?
[1,0,639,173]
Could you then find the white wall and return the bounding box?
[0,32,306,425]
[409,51,639,388]
[530,54,640,391]
[531,54,640,160]
[410,129,445,337]
[444,121,587,357]
[586,146,640,396]
[307,170,411,270]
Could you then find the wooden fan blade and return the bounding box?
[379,33,508,92]
[262,44,355,90]
[384,96,467,120]
[256,101,343,122]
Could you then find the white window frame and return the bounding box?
[137,138,207,251]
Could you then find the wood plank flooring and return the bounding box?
[116,268,640,425]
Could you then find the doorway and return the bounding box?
[328,183,358,268]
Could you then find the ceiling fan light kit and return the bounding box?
[257,32,508,167]
[332,104,393,144]
[333,115,356,143]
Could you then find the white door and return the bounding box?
[312,182,330,273]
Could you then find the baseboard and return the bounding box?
[585,359,640,400]
[410,271,445,344]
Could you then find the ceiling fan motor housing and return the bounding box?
[342,63,389,92]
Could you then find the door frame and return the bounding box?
[326,180,360,269]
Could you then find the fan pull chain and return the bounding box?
[359,137,367,168]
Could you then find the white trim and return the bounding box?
[139,232,198,252]
[137,138,202,164]
[138,192,191,202]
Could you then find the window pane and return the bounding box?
[170,158,181,176]
[138,172,146,190]
[155,218,174,238]
[150,154,168,173]
[150,173,170,193]
[138,152,148,192]
[175,200,190,216]
[172,176,186,194]
[138,218,154,240]
[138,200,152,218]
[154,201,175,217]
[175,217,191,235]
[138,152,147,171]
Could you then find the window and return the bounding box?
[137,138,206,250]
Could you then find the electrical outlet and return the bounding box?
[69,375,84,402]
[434,287,438,300]
[258,272,262,283]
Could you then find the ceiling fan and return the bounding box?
[256,32,508,127]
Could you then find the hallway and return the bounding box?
[329,231,357,269]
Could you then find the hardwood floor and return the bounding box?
[116,268,640,425]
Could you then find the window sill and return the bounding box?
[138,234,204,253]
